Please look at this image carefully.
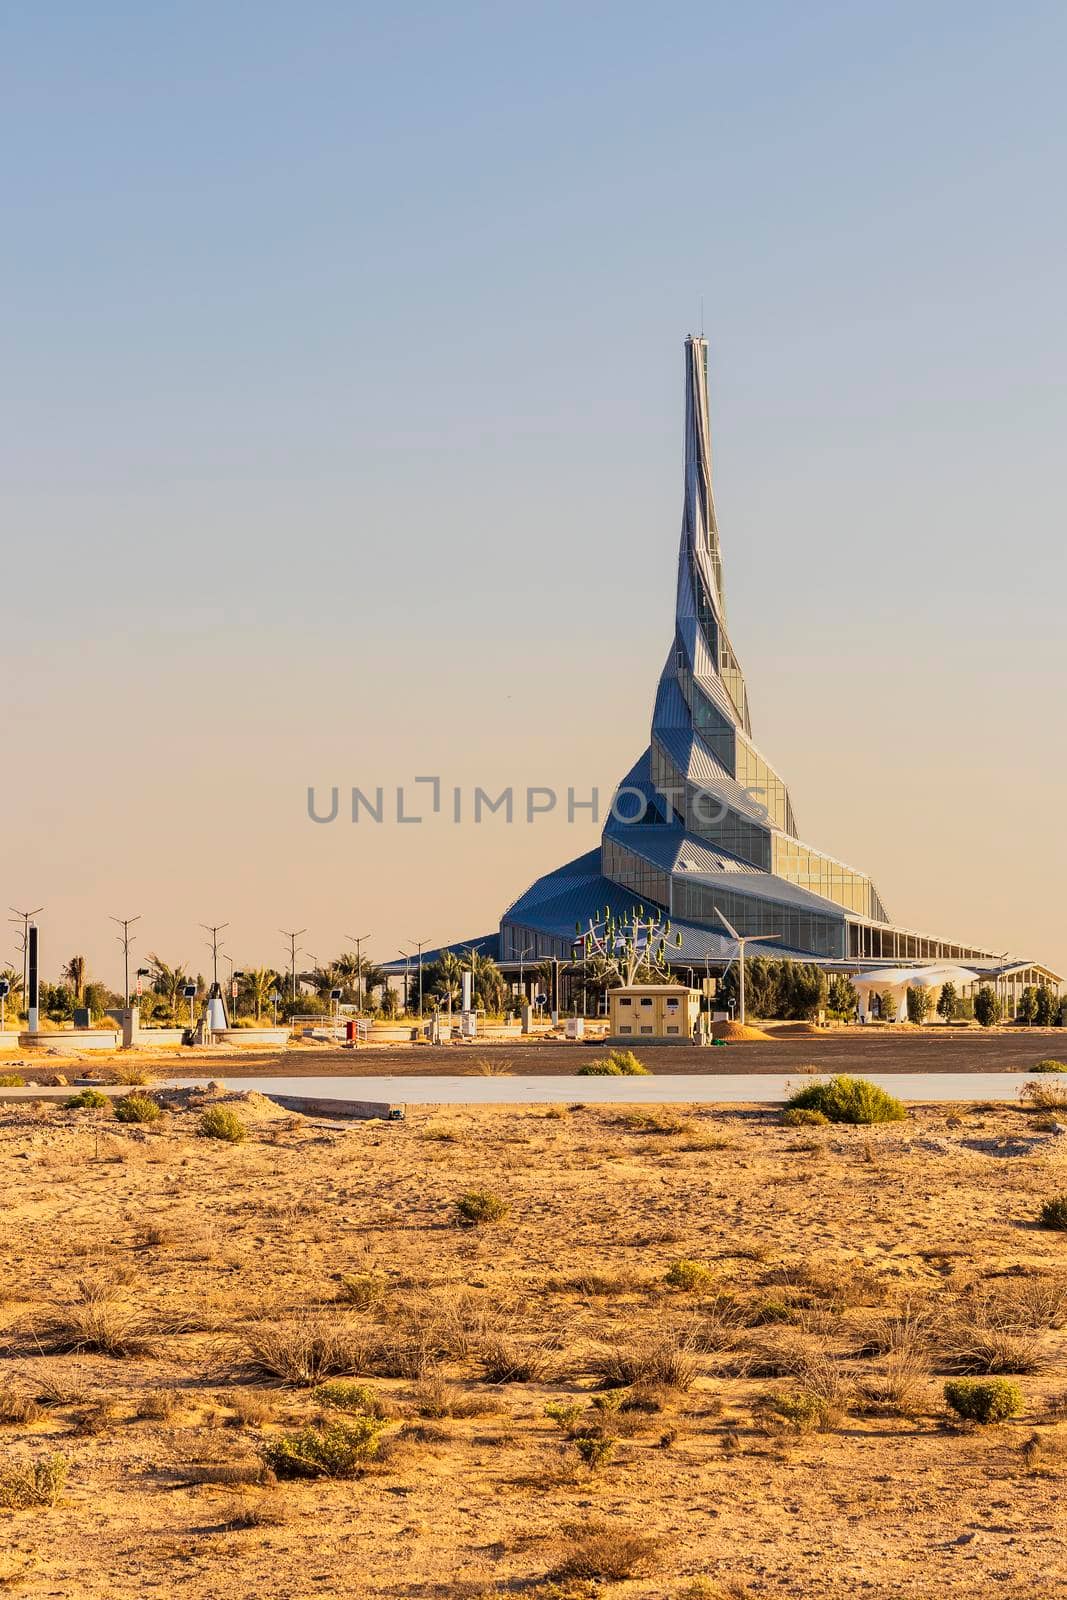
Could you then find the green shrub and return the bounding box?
[784,1075,906,1125]
[544,1401,586,1434]
[0,1451,69,1509]
[664,1259,712,1292]
[200,1106,247,1143]
[0,1074,24,1088]
[310,1381,390,1418]
[943,1378,1023,1425]
[1033,1060,1067,1073]
[781,1106,829,1127]
[755,1387,841,1433]
[113,1093,161,1124]
[577,1049,649,1077]
[1038,1195,1067,1230]
[455,1191,510,1225]
[64,1088,109,1110]
[260,1416,386,1479]
[573,1434,616,1470]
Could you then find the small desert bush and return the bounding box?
[480,1337,553,1385]
[310,1381,392,1418]
[554,1524,661,1582]
[336,1273,388,1310]
[112,1093,161,1124]
[70,1400,117,1437]
[1038,1196,1067,1230]
[414,1377,503,1418]
[944,1378,1023,1425]
[1033,1060,1067,1073]
[240,1319,369,1385]
[754,1386,842,1434]
[64,1088,110,1110]
[857,1349,931,1417]
[135,1389,183,1422]
[200,1106,247,1143]
[260,1416,386,1479]
[784,1076,905,1124]
[455,1191,510,1226]
[0,1074,24,1088]
[544,1401,586,1434]
[664,1259,713,1292]
[577,1049,648,1076]
[1020,1080,1067,1111]
[227,1390,276,1428]
[781,1106,828,1127]
[938,1322,1047,1375]
[573,1434,616,1470]
[222,1491,291,1529]
[0,1452,69,1510]
[590,1333,696,1392]
[0,1389,41,1425]
[37,1284,158,1358]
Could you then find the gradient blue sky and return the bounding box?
[3,2,1065,985]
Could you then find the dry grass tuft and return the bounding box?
[239,1318,370,1386]
[220,1491,291,1529]
[0,1390,42,1426]
[479,1336,554,1385]
[34,1282,159,1359]
[135,1388,184,1422]
[413,1376,505,1418]
[590,1333,697,1392]
[553,1523,661,1582]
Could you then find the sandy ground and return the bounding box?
[1,1084,1066,1598]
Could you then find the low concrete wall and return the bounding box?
[212,1028,290,1047]
[18,1030,119,1053]
[265,1091,402,1121]
[131,1030,186,1048]
[0,1032,19,1052]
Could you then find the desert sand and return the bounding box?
[1,1082,1066,1599]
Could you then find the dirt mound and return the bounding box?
[764,1021,823,1037]
[711,1020,773,1042]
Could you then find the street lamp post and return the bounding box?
[109,915,141,1007]
[408,936,429,1020]
[346,932,371,1014]
[9,907,43,1012]
[280,929,306,1004]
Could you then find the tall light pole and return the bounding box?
[713,907,780,1027]
[280,928,306,1004]
[397,949,411,1014]
[10,906,43,1011]
[518,944,533,1002]
[110,914,141,1007]
[408,936,429,1019]
[346,932,371,1014]
[200,922,229,988]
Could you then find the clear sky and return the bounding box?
[3,1,1065,987]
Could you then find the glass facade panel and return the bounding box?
[677,881,845,959]
[602,838,671,910]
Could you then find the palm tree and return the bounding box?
[241,967,280,1022]
[63,955,87,1004]
[147,953,191,1023]
[471,951,507,1015]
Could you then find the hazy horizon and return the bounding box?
[3,1,1065,990]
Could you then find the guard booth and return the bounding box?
[607,983,701,1042]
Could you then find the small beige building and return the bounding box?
[608,983,701,1041]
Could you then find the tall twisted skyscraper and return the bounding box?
[499,336,1014,971]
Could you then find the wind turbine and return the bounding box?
[713,907,779,1027]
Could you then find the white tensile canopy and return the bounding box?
[849,965,982,1023]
